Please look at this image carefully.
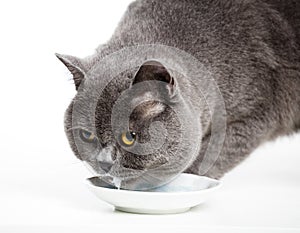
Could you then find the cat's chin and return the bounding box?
[106,169,178,191]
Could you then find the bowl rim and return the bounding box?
[85,173,222,196]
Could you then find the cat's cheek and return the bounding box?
[64,101,82,160]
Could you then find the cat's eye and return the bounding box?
[79,129,97,143]
[121,131,136,146]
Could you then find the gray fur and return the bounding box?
[58,0,300,180]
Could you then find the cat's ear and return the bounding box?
[132,60,176,97]
[55,53,86,90]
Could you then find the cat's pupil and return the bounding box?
[126,131,135,141]
[79,129,96,143]
[83,131,91,138]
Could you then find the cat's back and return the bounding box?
[115,0,299,54]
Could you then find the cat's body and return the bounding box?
[58,0,300,181]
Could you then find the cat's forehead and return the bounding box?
[86,69,134,88]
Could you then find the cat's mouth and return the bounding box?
[84,159,145,179]
[84,159,175,190]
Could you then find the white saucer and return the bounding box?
[85,173,221,214]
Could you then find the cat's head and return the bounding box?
[57,53,200,190]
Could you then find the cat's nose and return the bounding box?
[99,162,113,173]
[96,145,115,172]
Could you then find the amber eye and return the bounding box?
[79,129,97,143]
[121,131,136,146]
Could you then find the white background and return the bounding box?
[0,0,299,232]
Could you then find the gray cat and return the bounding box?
[57,0,300,184]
